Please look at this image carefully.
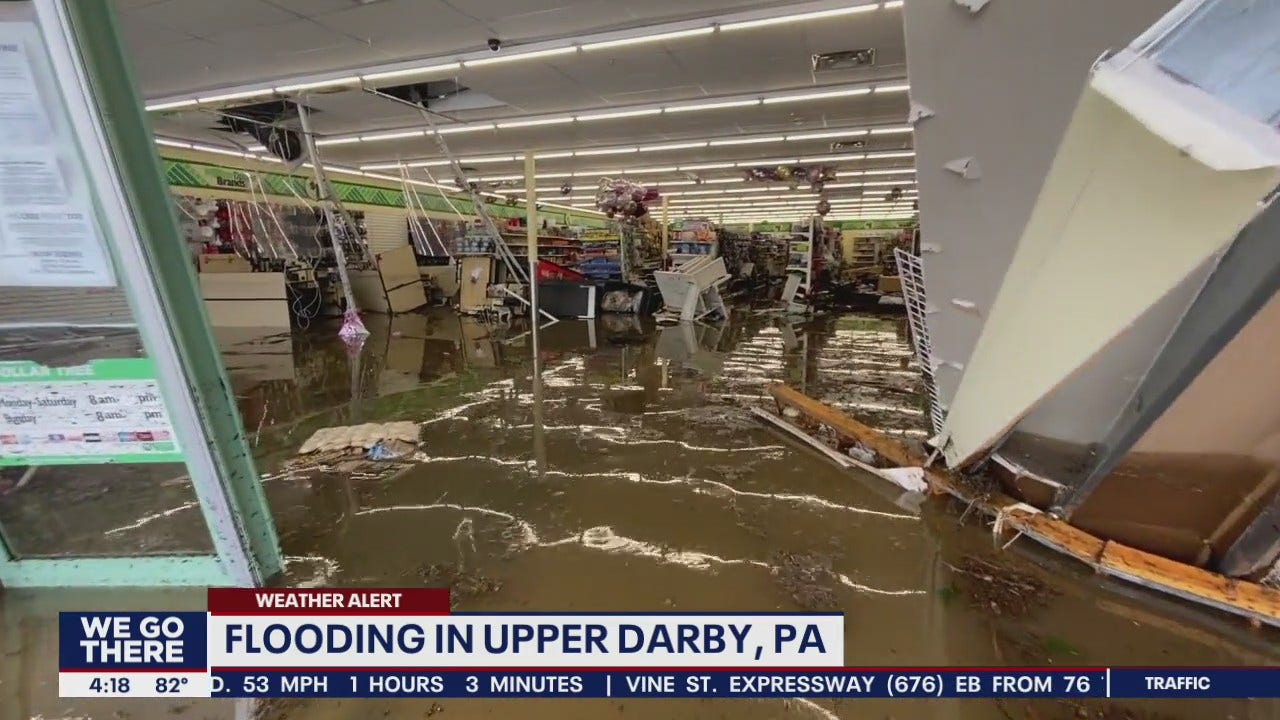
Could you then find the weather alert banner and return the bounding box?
[58,589,1280,700]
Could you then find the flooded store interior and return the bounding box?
[2,0,1280,719]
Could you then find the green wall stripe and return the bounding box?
[160,157,605,227]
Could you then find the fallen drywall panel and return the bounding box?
[1092,52,1280,171]
[940,84,1279,467]
[901,0,1177,411]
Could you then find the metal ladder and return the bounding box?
[297,105,372,321]
[410,103,530,288]
[895,247,944,434]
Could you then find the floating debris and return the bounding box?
[419,562,504,610]
[947,555,1056,618]
[297,421,421,455]
[771,551,840,610]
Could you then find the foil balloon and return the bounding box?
[595,177,658,223]
[816,199,831,216]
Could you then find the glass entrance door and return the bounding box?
[0,0,280,587]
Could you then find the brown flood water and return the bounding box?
[2,309,1278,720]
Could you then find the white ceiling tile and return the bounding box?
[260,0,357,14]
[130,0,297,37]
[311,0,477,48]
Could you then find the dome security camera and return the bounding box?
[487,38,502,52]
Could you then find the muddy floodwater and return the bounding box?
[2,309,1278,720]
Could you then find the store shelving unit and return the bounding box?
[784,217,817,314]
[669,218,719,266]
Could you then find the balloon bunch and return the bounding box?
[595,177,660,222]
[743,165,837,191]
[815,198,832,217]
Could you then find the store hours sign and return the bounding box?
[0,358,182,465]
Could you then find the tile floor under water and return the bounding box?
[1,310,1278,720]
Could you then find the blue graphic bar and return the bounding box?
[205,668,1280,699]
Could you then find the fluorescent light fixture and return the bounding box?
[720,4,877,31]
[863,168,916,175]
[874,83,911,93]
[534,151,576,160]
[497,116,575,129]
[275,76,360,93]
[196,89,272,104]
[576,108,663,122]
[466,46,578,67]
[640,141,709,152]
[678,162,736,170]
[459,155,520,164]
[472,175,524,182]
[405,159,454,168]
[868,151,916,159]
[657,180,697,186]
[666,99,761,113]
[763,87,872,104]
[710,136,785,146]
[869,126,912,135]
[359,130,424,142]
[582,27,714,51]
[575,147,638,156]
[629,166,679,173]
[882,0,904,8]
[146,99,198,112]
[795,153,867,162]
[362,62,461,82]
[190,143,251,158]
[438,123,496,134]
[786,129,870,141]
[155,138,192,149]
[540,171,575,178]
[315,136,363,146]
[703,177,745,184]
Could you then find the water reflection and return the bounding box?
[3,309,1279,719]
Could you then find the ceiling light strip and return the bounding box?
[359,121,912,168]
[144,1,891,110]
[288,80,903,145]
[719,3,877,31]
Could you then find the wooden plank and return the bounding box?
[1099,541,1280,628]
[769,383,978,500]
[1004,509,1107,564]
[768,381,1280,629]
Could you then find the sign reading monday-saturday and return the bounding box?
[0,358,182,466]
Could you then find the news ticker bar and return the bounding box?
[58,668,1279,699]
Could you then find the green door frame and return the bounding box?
[0,0,282,587]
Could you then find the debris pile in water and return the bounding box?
[419,562,504,610]
[771,551,840,610]
[948,555,1055,618]
[297,421,421,458]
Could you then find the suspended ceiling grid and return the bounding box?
[117,0,913,221]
